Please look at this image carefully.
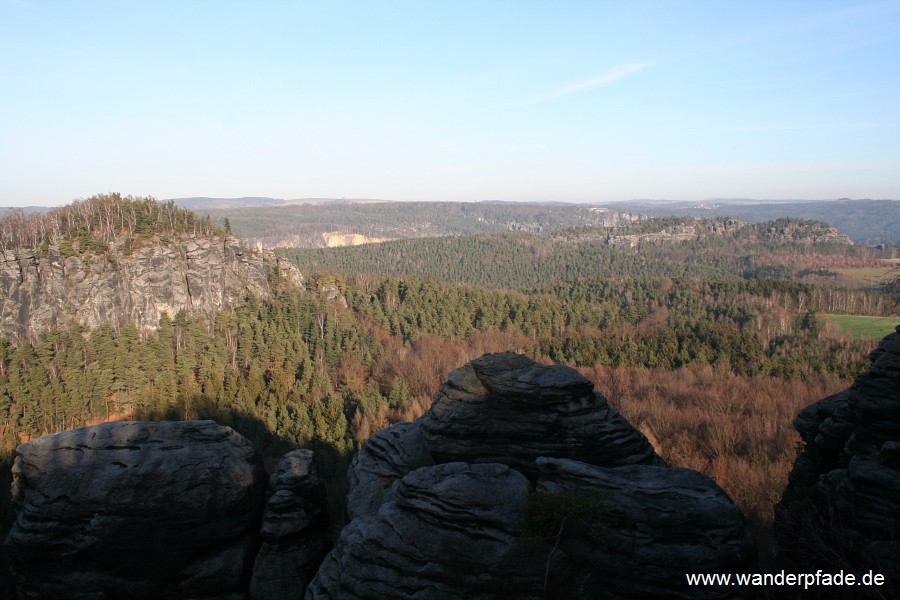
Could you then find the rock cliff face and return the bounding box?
[0,235,303,343]
[311,353,755,599]
[776,325,900,596]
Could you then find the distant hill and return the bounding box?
[193,201,639,248]
[168,198,899,247]
[9,197,895,246]
[279,217,875,292]
[169,197,386,210]
[605,199,899,245]
[0,206,50,216]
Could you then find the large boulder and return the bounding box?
[344,421,434,521]
[5,420,267,599]
[776,325,900,597]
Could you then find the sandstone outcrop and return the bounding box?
[310,353,754,599]
[5,420,267,599]
[0,235,303,343]
[307,462,550,600]
[535,458,755,598]
[250,449,331,600]
[5,353,760,599]
[345,421,434,521]
[419,352,661,474]
[776,325,900,596]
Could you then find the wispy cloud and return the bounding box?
[506,63,651,108]
[696,122,874,135]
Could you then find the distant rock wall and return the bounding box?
[604,219,853,248]
[0,235,303,342]
[321,232,392,247]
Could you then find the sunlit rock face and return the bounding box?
[5,420,267,600]
[776,326,900,596]
[310,353,755,599]
[0,235,303,343]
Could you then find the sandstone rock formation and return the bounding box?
[535,458,755,598]
[0,235,303,343]
[4,353,760,599]
[345,421,434,521]
[307,462,550,600]
[310,353,755,599]
[776,325,900,596]
[5,420,267,599]
[420,352,661,474]
[250,449,331,600]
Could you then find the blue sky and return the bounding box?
[1,1,899,206]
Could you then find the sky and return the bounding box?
[1,0,899,207]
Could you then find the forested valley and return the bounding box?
[0,196,897,556]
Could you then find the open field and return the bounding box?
[834,260,898,289]
[824,314,899,340]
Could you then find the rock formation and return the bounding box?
[420,352,661,474]
[307,462,549,600]
[776,325,900,596]
[535,458,755,598]
[5,420,267,599]
[310,353,755,599]
[345,421,434,521]
[250,449,331,600]
[5,353,759,599]
[0,235,303,343]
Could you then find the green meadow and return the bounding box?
[824,314,899,340]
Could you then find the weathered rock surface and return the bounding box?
[345,421,434,521]
[307,462,551,600]
[311,353,753,599]
[419,352,660,474]
[5,420,267,599]
[776,325,900,596]
[535,458,755,598]
[250,449,331,600]
[0,235,303,342]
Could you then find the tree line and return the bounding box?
[0,194,223,254]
